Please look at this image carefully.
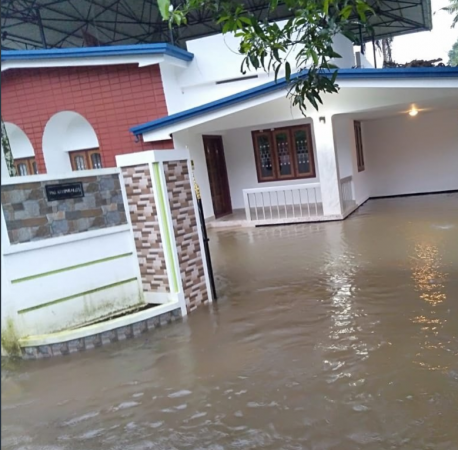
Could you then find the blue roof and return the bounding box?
[1,43,194,62]
[130,67,458,136]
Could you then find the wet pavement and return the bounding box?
[2,193,458,450]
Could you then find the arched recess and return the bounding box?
[1,122,37,177]
[42,111,101,174]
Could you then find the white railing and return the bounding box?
[340,175,354,211]
[243,183,322,223]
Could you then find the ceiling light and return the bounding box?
[409,107,418,117]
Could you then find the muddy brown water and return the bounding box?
[2,193,458,450]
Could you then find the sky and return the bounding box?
[365,0,458,66]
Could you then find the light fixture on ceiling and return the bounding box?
[409,106,419,117]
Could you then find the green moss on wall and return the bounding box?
[1,318,21,357]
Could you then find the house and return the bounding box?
[5,30,455,229]
[130,33,458,226]
[1,10,457,357]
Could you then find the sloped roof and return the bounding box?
[130,66,457,137]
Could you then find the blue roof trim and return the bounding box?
[130,67,458,136]
[1,43,194,62]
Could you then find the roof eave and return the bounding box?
[1,43,194,63]
[130,67,458,137]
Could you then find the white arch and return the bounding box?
[1,122,36,178]
[42,111,99,174]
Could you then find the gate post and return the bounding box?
[116,149,213,315]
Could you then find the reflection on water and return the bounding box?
[2,193,458,450]
[410,238,453,374]
[412,243,447,306]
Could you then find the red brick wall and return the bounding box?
[1,64,173,173]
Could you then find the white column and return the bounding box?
[313,116,343,217]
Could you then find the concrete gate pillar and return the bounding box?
[313,117,343,217]
[116,149,213,316]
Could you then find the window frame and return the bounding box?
[251,130,276,182]
[14,157,38,176]
[354,121,365,172]
[70,149,103,171]
[252,124,316,183]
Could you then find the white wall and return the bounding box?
[64,114,100,152]
[220,118,321,210]
[43,111,100,174]
[333,116,354,178]
[364,109,458,197]
[173,130,215,218]
[161,29,356,115]
[333,115,371,205]
[2,228,142,337]
[1,122,36,178]
[1,170,143,341]
[355,51,374,68]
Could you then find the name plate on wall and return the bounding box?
[45,182,84,201]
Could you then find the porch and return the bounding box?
[207,176,356,228]
[133,68,458,228]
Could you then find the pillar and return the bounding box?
[313,116,343,216]
[116,148,213,316]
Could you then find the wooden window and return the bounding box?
[70,149,103,171]
[252,124,316,182]
[354,121,365,172]
[14,157,38,176]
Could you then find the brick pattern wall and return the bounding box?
[122,164,169,292]
[164,160,208,311]
[2,174,126,244]
[1,64,173,174]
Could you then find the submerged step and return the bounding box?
[19,302,182,360]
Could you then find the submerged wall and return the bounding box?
[2,151,213,357]
[1,169,143,349]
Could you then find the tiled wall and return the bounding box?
[122,165,169,292]
[164,160,209,311]
[21,308,182,359]
[2,174,127,244]
[1,64,172,173]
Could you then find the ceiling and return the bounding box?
[1,0,432,51]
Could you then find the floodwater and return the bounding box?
[2,193,458,450]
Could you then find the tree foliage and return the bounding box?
[1,117,16,177]
[449,39,458,66]
[159,0,374,112]
[442,0,458,27]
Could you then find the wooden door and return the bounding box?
[203,135,232,219]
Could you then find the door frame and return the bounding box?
[202,135,233,219]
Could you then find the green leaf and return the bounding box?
[340,5,353,20]
[331,70,338,83]
[270,0,279,11]
[239,16,252,26]
[285,61,291,81]
[158,0,170,20]
[323,0,330,15]
[222,21,232,33]
[274,63,281,81]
